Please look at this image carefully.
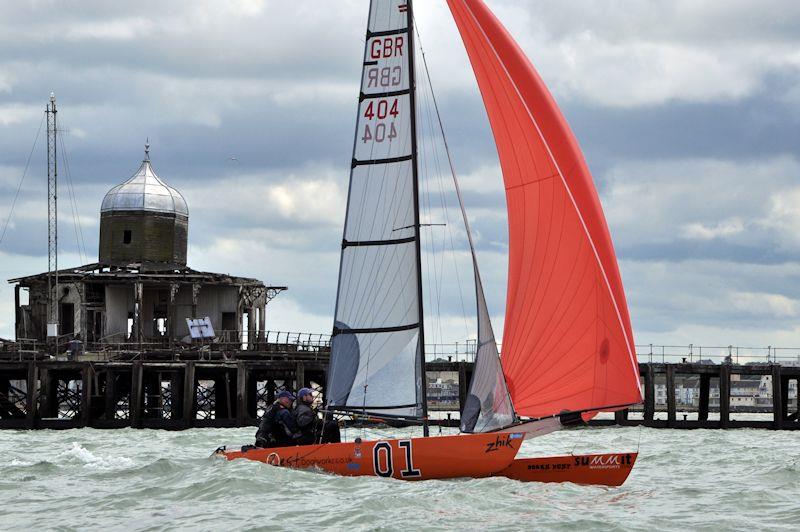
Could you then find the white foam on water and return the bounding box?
[58,441,134,470]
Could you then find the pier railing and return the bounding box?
[636,344,800,365]
[423,342,800,365]
[4,334,800,366]
[0,330,332,362]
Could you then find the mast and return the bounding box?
[46,92,58,339]
[406,0,429,437]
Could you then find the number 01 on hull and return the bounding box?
[215,432,524,481]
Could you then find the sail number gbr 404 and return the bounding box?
[361,99,401,144]
[360,35,407,148]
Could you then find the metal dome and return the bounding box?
[101,151,188,217]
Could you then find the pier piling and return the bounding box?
[182,361,196,426]
[643,364,655,422]
[80,364,91,427]
[666,365,677,427]
[772,365,783,429]
[698,373,710,421]
[719,364,731,429]
[26,362,38,429]
[130,362,143,428]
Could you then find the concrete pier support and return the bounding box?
[80,364,91,427]
[26,362,38,428]
[130,361,143,428]
[772,365,783,430]
[38,367,56,419]
[719,365,731,429]
[698,373,711,421]
[643,364,655,422]
[237,362,247,426]
[104,368,116,421]
[216,370,233,420]
[182,361,196,427]
[666,365,676,427]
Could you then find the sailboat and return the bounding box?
[216,0,642,486]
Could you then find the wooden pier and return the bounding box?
[0,356,797,430]
[608,362,800,430]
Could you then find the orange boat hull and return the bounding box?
[496,452,638,486]
[217,432,524,480]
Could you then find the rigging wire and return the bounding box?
[419,63,466,347]
[413,19,473,347]
[569,424,587,456]
[58,129,88,264]
[416,61,444,353]
[0,114,46,248]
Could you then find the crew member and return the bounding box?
[294,387,318,445]
[294,387,341,445]
[255,390,301,448]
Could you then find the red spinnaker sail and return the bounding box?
[447,0,642,418]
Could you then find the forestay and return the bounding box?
[448,0,642,419]
[443,126,514,433]
[327,0,424,418]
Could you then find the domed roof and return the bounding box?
[101,147,188,217]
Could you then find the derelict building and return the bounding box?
[9,146,283,350]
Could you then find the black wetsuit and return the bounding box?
[255,402,301,448]
[293,401,341,445]
[294,402,318,445]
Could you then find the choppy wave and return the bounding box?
[0,425,798,531]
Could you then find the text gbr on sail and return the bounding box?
[365,36,405,90]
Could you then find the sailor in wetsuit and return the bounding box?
[294,387,342,445]
[293,388,318,445]
[255,390,301,448]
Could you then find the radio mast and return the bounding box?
[46,92,58,338]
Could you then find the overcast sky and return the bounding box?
[1,0,800,354]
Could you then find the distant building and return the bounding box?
[9,146,284,349]
[427,372,459,409]
[729,379,760,407]
[676,375,700,406]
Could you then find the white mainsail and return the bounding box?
[327,0,424,419]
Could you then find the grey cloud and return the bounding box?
[3,1,800,346]
[494,0,800,45]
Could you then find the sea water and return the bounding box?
[0,425,797,531]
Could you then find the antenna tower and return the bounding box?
[46,93,58,338]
